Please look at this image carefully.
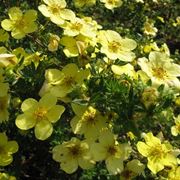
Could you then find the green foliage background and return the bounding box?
[0,0,180,179]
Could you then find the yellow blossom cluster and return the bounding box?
[0,0,179,179]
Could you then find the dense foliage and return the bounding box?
[0,0,180,179]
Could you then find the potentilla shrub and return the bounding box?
[0,0,179,179]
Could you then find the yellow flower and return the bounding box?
[143,19,158,36]
[74,0,96,8]
[90,130,131,174]
[61,17,97,38]
[52,137,94,174]
[143,42,160,53]
[98,30,137,61]
[171,115,180,136]
[48,34,60,52]
[60,36,88,57]
[138,51,180,89]
[0,172,16,180]
[0,133,18,166]
[70,103,107,140]
[39,63,90,98]
[100,0,123,10]
[15,93,65,140]
[137,132,177,174]
[38,0,75,25]
[120,159,145,180]
[1,7,37,39]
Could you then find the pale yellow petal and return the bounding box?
[21,98,38,112]
[0,133,8,146]
[45,69,64,84]
[46,105,65,123]
[35,120,53,140]
[106,157,124,175]
[90,143,107,161]
[120,38,137,51]
[11,29,26,39]
[50,15,64,25]
[8,7,22,20]
[4,141,19,153]
[39,93,57,110]
[52,144,68,162]
[1,19,13,31]
[78,158,94,169]
[38,4,51,17]
[147,158,164,174]
[0,154,13,166]
[60,159,78,174]
[70,116,81,134]
[99,130,114,146]
[24,10,37,21]
[71,103,87,116]
[60,9,75,20]
[136,142,149,157]
[15,114,36,130]
[62,63,78,77]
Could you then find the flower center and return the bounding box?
[34,107,47,121]
[68,144,82,158]
[50,5,61,14]
[121,170,134,179]
[82,107,97,125]
[63,76,76,87]
[71,22,83,31]
[108,41,120,53]
[107,0,117,5]
[152,67,167,79]
[149,144,164,158]
[107,145,117,156]
[15,19,26,28]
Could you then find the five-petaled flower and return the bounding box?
[15,93,65,140]
[1,7,37,39]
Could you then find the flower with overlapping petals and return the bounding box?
[138,51,180,89]
[39,63,90,98]
[120,159,145,180]
[38,0,75,25]
[52,137,94,174]
[0,133,18,166]
[1,7,37,39]
[90,130,131,174]
[70,103,107,140]
[137,132,177,174]
[98,30,137,61]
[15,93,65,140]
